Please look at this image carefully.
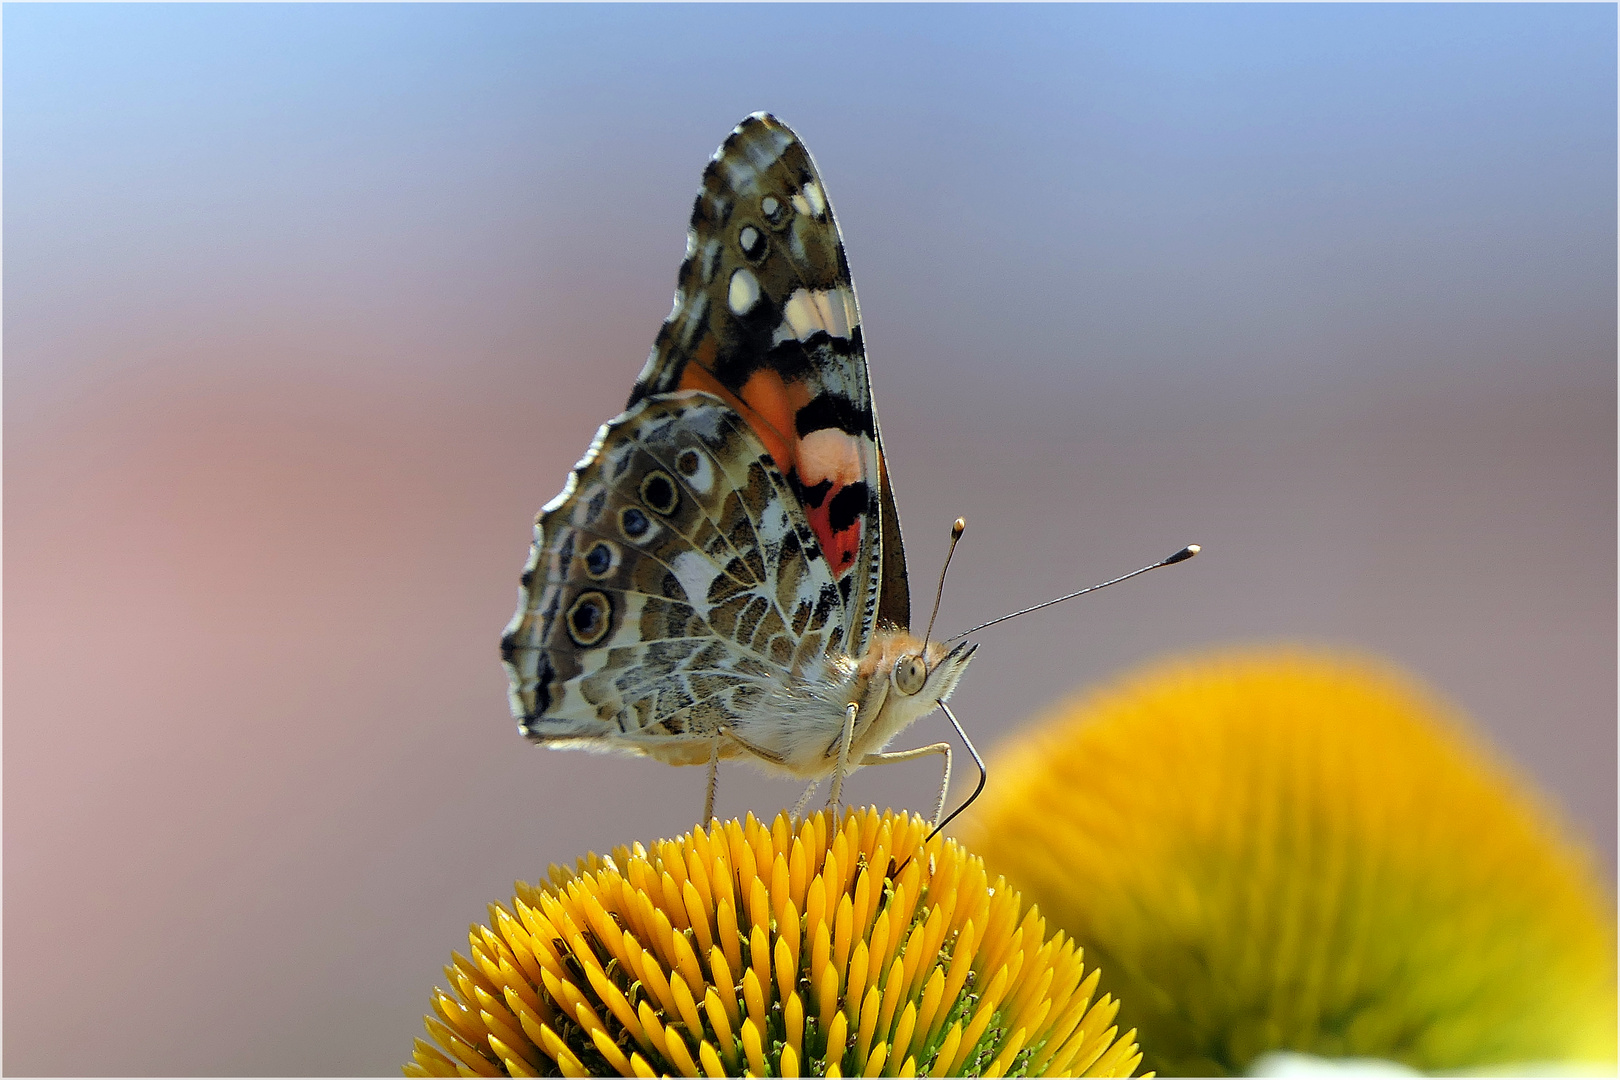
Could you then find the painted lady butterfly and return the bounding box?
[500,113,977,826]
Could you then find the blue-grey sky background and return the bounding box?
[7,5,1614,1074]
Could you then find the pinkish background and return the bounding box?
[7,6,1614,1075]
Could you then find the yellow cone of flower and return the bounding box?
[407,807,1146,1077]
[958,648,1616,1076]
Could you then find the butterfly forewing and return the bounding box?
[629,112,909,650]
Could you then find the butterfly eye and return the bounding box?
[639,470,679,516]
[566,590,612,647]
[894,655,928,696]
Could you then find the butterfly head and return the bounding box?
[888,637,977,703]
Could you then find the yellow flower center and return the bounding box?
[409,807,1147,1078]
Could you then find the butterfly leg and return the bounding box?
[885,705,991,879]
[704,735,721,824]
[860,703,989,838]
[792,779,820,819]
[857,742,953,828]
[718,724,788,765]
[827,702,859,815]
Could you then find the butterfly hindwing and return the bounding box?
[502,394,849,763]
[628,112,910,653]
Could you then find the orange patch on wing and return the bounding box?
[676,354,862,577]
[676,358,807,477]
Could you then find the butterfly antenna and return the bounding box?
[944,544,1200,642]
[920,518,967,652]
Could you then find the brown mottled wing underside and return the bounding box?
[501,395,847,761]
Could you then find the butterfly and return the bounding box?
[500,113,978,826]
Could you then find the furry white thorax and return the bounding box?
[727,631,977,778]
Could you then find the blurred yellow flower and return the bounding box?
[406,807,1146,1077]
[959,648,1616,1077]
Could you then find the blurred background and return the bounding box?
[6,5,1613,1074]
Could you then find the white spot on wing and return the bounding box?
[781,292,815,339]
[679,295,708,346]
[669,550,714,605]
[803,180,826,218]
[559,481,599,521]
[773,287,859,343]
[700,238,722,282]
[797,429,862,488]
[753,491,795,561]
[728,268,760,314]
[764,125,794,155]
[721,156,758,193]
[815,290,849,337]
[680,449,714,494]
